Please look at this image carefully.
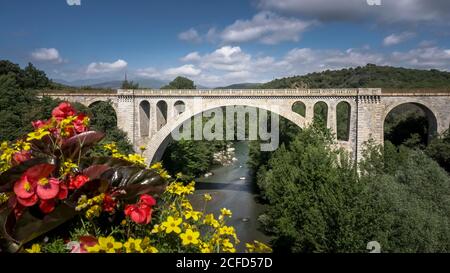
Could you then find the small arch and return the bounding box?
[156,100,168,131]
[314,101,328,126]
[292,101,306,117]
[336,101,351,141]
[384,102,438,146]
[174,100,186,115]
[139,100,150,137]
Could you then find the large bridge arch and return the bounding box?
[145,101,308,163]
[382,100,439,144]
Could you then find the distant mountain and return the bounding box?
[216,83,262,89]
[260,64,450,89]
[52,78,168,89]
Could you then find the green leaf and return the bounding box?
[101,166,167,202]
[61,131,105,160]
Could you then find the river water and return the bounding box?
[189,141,271,252]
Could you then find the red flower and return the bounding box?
[12,151,31,165]
[124,204,152,224]
[39,199,56,214]
[124,194,156,225]
[52,102,76,121]
[11,163,66,214]
[32,119,50,130]
[73,113,89,133]
[140,194,156,207]
[69,175,90,190]
[36,178,61,200]
[58,183,68,200]
[102,194,117,213]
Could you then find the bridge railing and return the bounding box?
[118,88,376,97]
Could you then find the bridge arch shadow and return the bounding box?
[88,100,118,127]
[383,102,438,146]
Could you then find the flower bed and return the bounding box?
[0,102,271,253]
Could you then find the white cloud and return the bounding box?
[133,43,450,87]
[181,52,201,62]
[66,0,81,6]
[257,0,450,24]
[178,28,202,43]
[136,67,160,78]
[179,12,314,45]
[383,32,415,46]
[164,64,202,77]
[389,46,450,69]
[31,48,63,63]
[86,59,127,75]
[220,11,314,44]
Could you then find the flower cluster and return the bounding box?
[12,163,68,215]
[29,102,89,141]
[2,102,272,254]
[124,194,156,224]
[3,102,95,218]
[0,140,31,173]
[103,143,147,166]
[85,236,158,253]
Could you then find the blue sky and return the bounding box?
[1,0,450,86]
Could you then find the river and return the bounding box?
[189,141,271,252]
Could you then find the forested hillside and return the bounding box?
[261,64,450,89]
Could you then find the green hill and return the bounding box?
[260,64,450,89]
[216,83,262,89]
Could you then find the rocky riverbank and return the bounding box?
[213,144,238,166]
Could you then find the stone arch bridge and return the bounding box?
[41,88,450,163]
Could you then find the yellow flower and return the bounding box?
[0,141,8,150]
[220,208,232,217]
[25,244,41,253]
[0,193,10,205]
[145,246,159,253]
[60,160,78,176]
[124,238,143,253]
[125,154,146,165]
[139,145,147,151]
[162,216,182,234]
[245,240,272,253]
[222,239,236,253]
[26,128,50,141]
[203,213,220,228]
[150,162,162,170]
[203,193,212,202]
[200,243,212,253]
[218,226,236,236]
[13,140,31,151]
[85,244,102,253]
[151,224,164,234]
[97,236,123,253]
[185,210,202,221]
[181,199,193,210]
[180,229,200,246]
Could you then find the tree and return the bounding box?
[86,100,133,156]
[255,121,450,253]
[256,123,375,252]
[23,63,50,89]
[161,76,196,89]
[121,79,139,89]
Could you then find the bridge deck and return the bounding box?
[41,88,450,97]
